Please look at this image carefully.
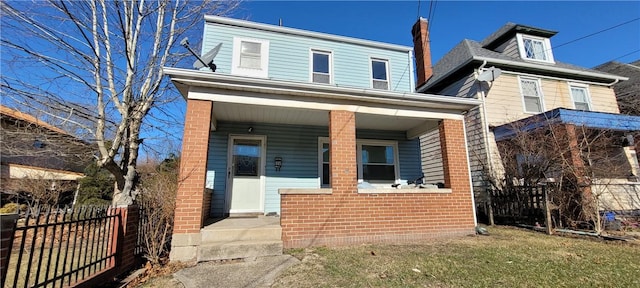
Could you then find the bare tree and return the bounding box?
[1,0,239,205]
[486,118,639,233]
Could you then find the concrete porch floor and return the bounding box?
[203,216,281,230]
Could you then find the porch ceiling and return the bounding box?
[213,102,438,132]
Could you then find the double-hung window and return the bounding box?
[516,34,554,63]
[371,58,389,90]
[519,77,544,113]
[569,84,591,111]
[311,50,332,84]
[231,37,269,77]
[359,141,398,183]
[318,138,399,187]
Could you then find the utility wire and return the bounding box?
[612,49,640,62]
[554,17,640,50]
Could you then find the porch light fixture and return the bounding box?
[247,126,253,133]
[274,157,283,171]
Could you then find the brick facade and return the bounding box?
[280,116,476,248]
[173,100,213,234]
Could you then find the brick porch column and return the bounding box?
[170,99,212,263]
[329,110,357,193]
[563,124,595,217]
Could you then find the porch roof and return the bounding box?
[164,67,481,136]
[493,108,640,141]
[163,67,481,112]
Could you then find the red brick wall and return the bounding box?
[174,100,212,234]
[281,117,475,248]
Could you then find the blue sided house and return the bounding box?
[165,16,481,262]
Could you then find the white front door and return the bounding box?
[226,135,265,214]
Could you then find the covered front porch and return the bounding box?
[165,68,481,262]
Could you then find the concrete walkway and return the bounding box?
[173,255,299,288]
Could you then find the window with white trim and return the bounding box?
[569,84,591,111]
[516,34,554,63]
[359,142,398,183]
[519,77,544,113]
[371,58,389,90]
[311,50,332,84]
[231,37,269,78]
[318,138,399,187]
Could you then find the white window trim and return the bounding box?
[309,49,333,84]
[318,137,400,187]
[357,139,400,185]
[370,57,391,90]
[231,37,270,78]
[568,83,592,111]
[518,76,546,114]
[318,137,330,188]
[516,33,555,64]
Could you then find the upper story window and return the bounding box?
[371,58,389,90]
[310,50,332,84]
[516,34,554,63]
[569,84,591,111]
[519,77,545,113]
[231,37,269,78]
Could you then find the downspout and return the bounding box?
[477,61,496,225]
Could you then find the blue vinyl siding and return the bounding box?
[202,22,413,92]
[207,123,423,216]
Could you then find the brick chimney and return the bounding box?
[412,17,433,87]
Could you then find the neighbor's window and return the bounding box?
[570,84,591,111]
[516,34,554,63]
[231,37,269,77]
[519,77,544,113]
[371,58,389,90]
[311,50,332,84]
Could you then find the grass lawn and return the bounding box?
[272,226,640,288]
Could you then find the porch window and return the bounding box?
[371,58,389,90]
[519,77,544,113]
[359,143,397,182]
[569,84,591,111]
[516,34,554,63]
[231,37,269,78]
[318,138,399,187]
[311,50,332,84]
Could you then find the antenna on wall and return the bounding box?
[180,37,220,72]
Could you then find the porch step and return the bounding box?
[198,240,283,262]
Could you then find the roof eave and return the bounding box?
[204,15,413,53]
[163,67,481,112]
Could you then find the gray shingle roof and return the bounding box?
[422,24,624,91]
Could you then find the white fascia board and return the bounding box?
[204,15,413,53]
[163,67,481,112]
[189,88,465,121]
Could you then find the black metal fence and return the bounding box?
[4,205,119,288]
[489,185,548,226]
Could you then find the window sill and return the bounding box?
[358,188,452,194]
[279,188,332,195]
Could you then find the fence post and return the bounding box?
[1,213,19,287]
[543,187,553,235]
[117,205,140,275]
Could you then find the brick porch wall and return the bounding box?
[280,115,476,248]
